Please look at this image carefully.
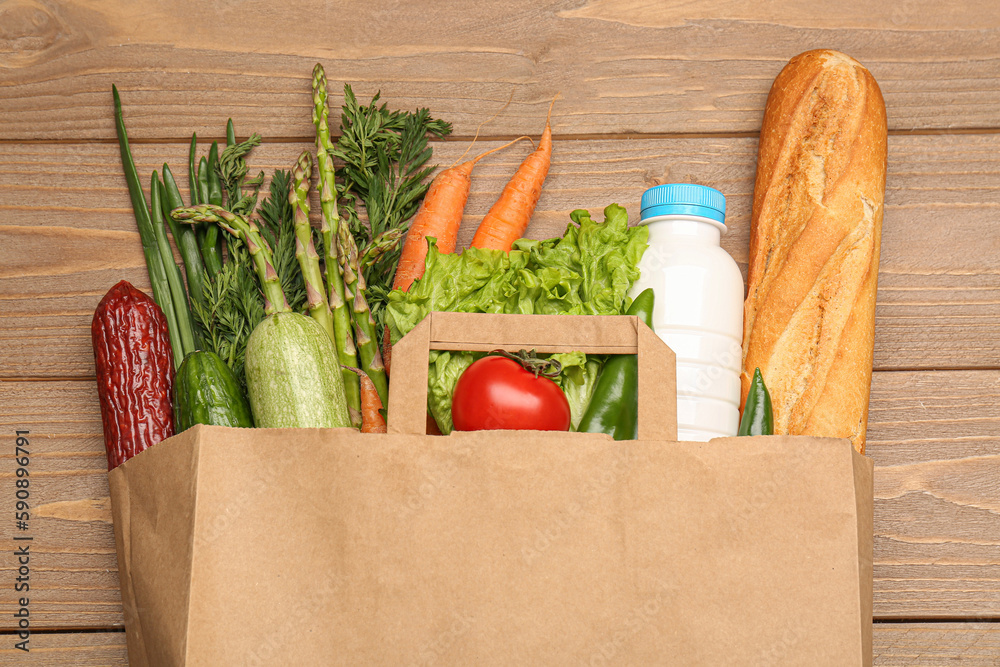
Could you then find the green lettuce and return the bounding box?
[386,203,647,432]
[426,350,479,432]
[549,352,603,430]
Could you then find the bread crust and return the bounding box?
[742,50,887,454]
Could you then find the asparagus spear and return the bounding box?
[290,153,362,427]
[112,85,183,369]
[338,228,357,318]
[360,228,405,272]
[338,225,388,408]
[313,63,361,406]
[289,152,335,341]
[172,205,289,315]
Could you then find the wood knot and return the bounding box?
[0,0,71,68]
[647,166,671,187]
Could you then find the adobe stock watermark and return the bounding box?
[12,430,32,653]
[194,451,299,550]
[521,448,633,567]
[408,611,475,667]
[689,338,742,397]
[635,239,744,426]
[579,582,674,666]
[723,440,815,538]
[396,443,473,522]
[751,619,803,664]
[243,572,347,666]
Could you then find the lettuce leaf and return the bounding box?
[386,203,647,432]
[549,352,603,430]
[426,350,479,433]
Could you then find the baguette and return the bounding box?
[742,49,887,454]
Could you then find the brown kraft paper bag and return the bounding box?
[109,312,874,666]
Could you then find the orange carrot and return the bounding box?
[360,375,386,433]
[470,99,555,251]
[383,154,481,377]
[385,138,528,376]
[391,160,474,293]
[392,137,527,293]
[347,366,387,433]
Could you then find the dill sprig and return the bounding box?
[257,169,307,313]
[219,133,265,217]
[191,125,268,388]
[191,135,305,390]
[191,243,264,391]
[332,84,451,340]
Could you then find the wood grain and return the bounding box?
[873,623,1000,666]
[0,631,126,666]
[1,0,999,141]
[0,381,120,630]
[0,0,996,652]
[0,135,1000,378]
[2,624,999,665]
[870,371,1000,618]
[0,371,997,629]
[2,133,998,378]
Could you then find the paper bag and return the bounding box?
[109,312,873,666]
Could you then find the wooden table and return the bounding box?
[2,0,999,664]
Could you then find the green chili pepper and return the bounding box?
[577,288,655,440]
[188,133,199,206]
[197,155,224,276]
[207,141,223,207]
[161,164,207,312]
[738,367,774,436]
[206,141,225,264]
[197,156,211,206]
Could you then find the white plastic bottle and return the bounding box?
[629,184,744,441]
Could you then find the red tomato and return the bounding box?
[452,355,571,431]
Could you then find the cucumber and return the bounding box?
[244,312,350,428]
[174,350,254,431]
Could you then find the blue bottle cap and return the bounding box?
[640,183,726,224]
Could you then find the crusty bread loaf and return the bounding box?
[742,50,887,454]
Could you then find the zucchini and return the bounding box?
[244,312,351,428]
[174,350,254,431]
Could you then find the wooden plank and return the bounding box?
[0,382,120,630]
[869,371,1000,618]
[2,133,999,378]
[1,0,999,140]
[0,631,126,666]
[873,623,1000,665]
[0,371,997,629]
[1,623,999,665]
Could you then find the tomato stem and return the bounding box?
[489,349,562,379]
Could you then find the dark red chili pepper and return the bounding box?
[92,280,175,470]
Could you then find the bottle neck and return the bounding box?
[641,215,724,246]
